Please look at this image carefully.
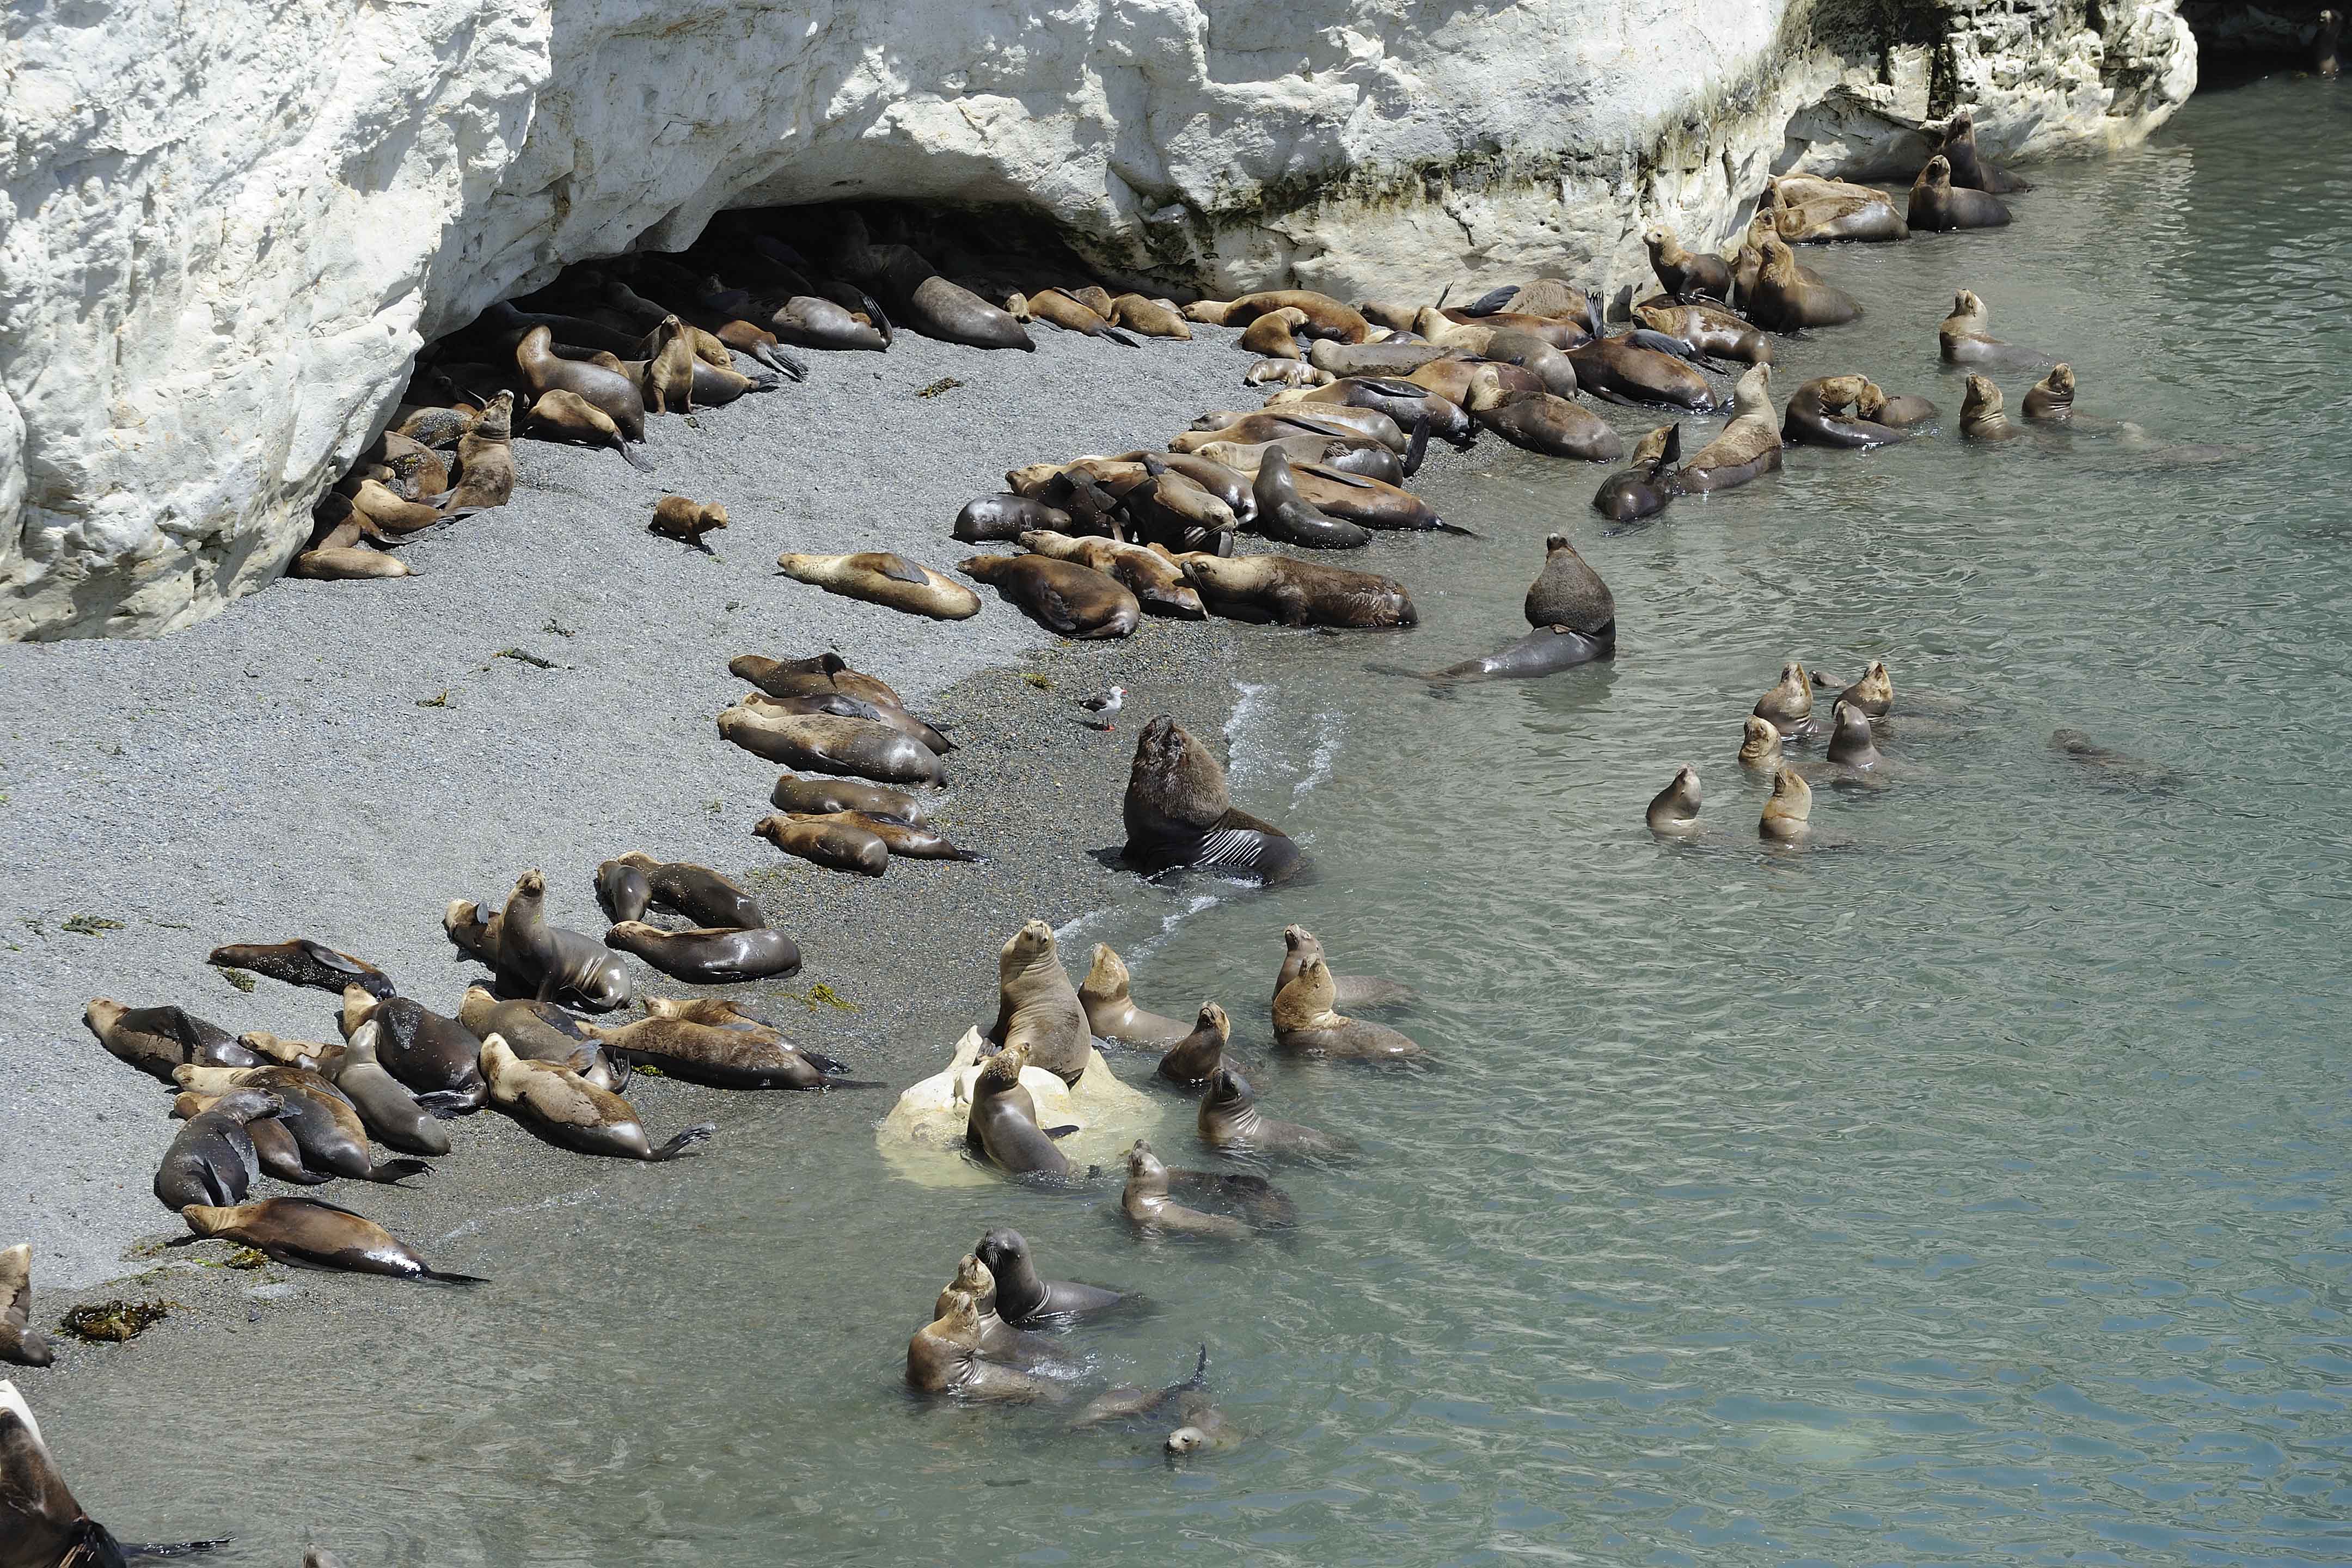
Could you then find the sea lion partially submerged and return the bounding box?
[966,1047,1070,1178]
[1744,235,1861,331]
[1273,957,1423,1062]
[1275,926,1413,1010]
[1738,714,1784,770]
[1909,155,2011,230]
[1197,1066,1350,1157]
[905,1290,1064,1401]
[1078,945,1193,1046]
[1938,290,2048,369]
[1759,764,1814,844]
[1931,112,2032,194]
[1592,424,1680,525]
[1122,1139,1295,1237]
[1811,660,1894,717]
[1419,533,1614,682]
[1646,765,1704,838]
[2023,363,2075,424]
[1753,660,1816,736]
[1121,716,1303,886]
[1781,374,1920,449]
[1157,1002,1237,1088]
[1960,375,2028,442]
[976,1228,1126,1323]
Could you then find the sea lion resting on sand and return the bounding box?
[1121,715,1304,886]
[480,1034,714,1161]
[1175,551,1416,630]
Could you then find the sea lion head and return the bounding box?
[1282,924,1324,965]
[1646,765,1703,834]
[1854,660,1894,711]
[1851,379,1891,419]
[1766,763,1812,819]
[1524,532,1614,635]
[1197,1001,1230,1040]
[1760,235,1798,286]
[1462,364,1508,414]
[337,984,381,1038]
[1000,919,1058,982]
[1755,660,1812,727]
[1166,1425,1210,1455]
[1947,109,1975,139]
[1204,1064,1253,1112]
[975,1228,1027,1280]
[1081,943,1131,1002]
[1827,699,1881,766]
[1125,715,1230,832]
[171,1063,247,1095]
[1813,373,1871,412]
[205,1086,285,1124]
[179,1204,241,1239]
[974,1044,1028,1095]
[1628,424,1677,465]
[477,1032,524,1085]
[938,1253,996,1319]
[1922,155,1953,189]
[1739,714,1784,768]
[2041,363,2075,400]
[1125,1138,1168,1189]
[1731,363,1772,418]
[926,1287,985,1338]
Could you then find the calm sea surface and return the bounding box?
[39,76,2352,1566]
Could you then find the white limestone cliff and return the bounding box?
[1,0,2195,640]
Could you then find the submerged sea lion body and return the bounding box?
[906,1292,1064,1400]
[1646,765,1704,837]
[1121,715,1303,886]
[1745,236,1861,330]
[1909,156,2011,231]
[1198,1067,1350,1157]
[1961,375,2028,442]
[1273,957,1423,1062]
[1121,1140,1295,1236]
[1938,290,2047,369]
[1760,765,1814,844]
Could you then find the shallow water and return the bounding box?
[37,78,2352,1566]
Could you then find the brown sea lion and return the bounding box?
[1759,765,1814,844]
[769,773,926,824]
[966,1046,1072,1178]
[1077,945,1192,1045]
[1780,374,1919,449]
[1108,295,1192,338]
[1024,287,1139,346]
[1239,307,1309,358]
[1198,1065,1350,1157]
[529,388,651,470]
[1122,1139,1296,1235]
[0,1248,51,1368]
[1933,111,2033,194]
[1632,298,1772,366]
[1767,180,1909,242]
[587,1015,847,1091]
[604,922,803,985]
[1178,407,1411,457]
[719,705,945,784]
[180,1198,483,1283]
[2023,363,2075,423]
[1671,364,1782,494]
[976,1227,1126,1322]
[1821,699,1883,770]
[1273,957,1423,1061]
[1157,1002,1236,1087]
[734,662,952,756]
[1274,926,1413,1010]
[1745,236,1861,330]
[1282,376,1475,449]
[774,551,980,620]
[929,1254,1067,1367]
[1017,530,1205,617]
[291,546,411,580]
[959,553,1141,639]
[1646,765,1704,837]
[985,921,1091,1086]
[1566,336,1720,411]
[906,1290,1065,1400]
[83,1000,263,1081]
[1961,375,2028,442]
[1122,715,1303,885]
[341,989,488,1112]
[442,390,518,512]
[479,1035,713,1161]
[1811,659,1894,716]
[956,493,1075,544]
[1467,381,1622,462]
[206,939,395,999]
[650,495,727,549]
[514,324,647,447]
[1938,289,2047,368]
[1645,226,1732,300]
[1738,713,1784,770]
[753,812,890,876]
[1245,358,1331,387]
[1753,660,1816,735]
[1306,338,1455,378]
[173,1064,428,1185]
[483,867,634,1011]
[328,1021,450,1156]
[1909,155,2011,231]
[830,214,1032,350]
[1423,531,1615,681]
[594,852,761,929]
[1176,552,1416,630]
[1186,291,1372,343]
[783,810,978,862]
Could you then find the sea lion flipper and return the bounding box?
[621,442,654,473]
[872,553,926,585]
[1043,1124,1081,1140]
[419,1268,490,1287]
[368,1159,433,1185]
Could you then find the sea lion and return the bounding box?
[1738,714,1784,770]
[2023,363,2075,423]
[1811,660,1894,717]
[1565,335,1720,411]
[1466,381,1622,462]
[1768,183,1909,243]
[955,493,1074,544]
[1108,295,1192,338]
[1285,375,1475,449]
[479,1035,713,1161]
[1177,552,1416,630]
[154,1087,282,1210]
[1122,1140,1294,1236]
[905,1291,1064,1400]
[1960,375,2028,442]
[731,654,952,754]
[604,922,803,985]
[769,773,926,824]
[180,1198,483,1283]
[754,812,891,876]
[1780,374,1916,449]
[1077,945,1192,1045]
[1185,291,1373,343]
[785,810,978,862]
[2049,728,2182,791]
[594,852,761,929]
[1671,364,1782,495]
[1121,715,1303,886]
[1238,307,1309,358]
[1246,358,1332,387]
[1165,1388,1240,1456]
[1592,423,1681,525]
[340,989,488,1113]
[1646,764,1704,838]
[1193,432,1404,486]
[173,1064,428,1185]
[1024,287,1138,346]
[1857,382,1937,427]
[291,546,411,580]
[959,553,1141,639]
[456,985,624,1092]
[1306,338,1454,378]
[328,1021,450,1156]
[458,868,633,1012]
[588,1015,847,1091]
[340,477,442,535]
[441,388,517,513]
[1460,278,1601,332]
[1016,530,1206,616]
[831,214,1033,350]
[929,1254,1067,1367]
[1440,307,1590,351]
[976,1228,1125,1323]
[1632,298,1773,366]
[83,1000,262,1081]
[1753,660,1815,735]
[206,939,395,999]
[1157,1002,1236,1087]
[1273,957,1423,1062]
[1937,290,2047,367]
[1645,226,1732,301]
[0,1251,48,1369]
[1274,926,1413,1010]
[515,325,647,447]
[766,292,888,351]
[2319,9,2343,76]
[1245,448,1370,549]
[529,388,652,470]
[718,705,946,784]
[1821,699,1883,770]
[773,551,981,621]
[986,920,1092,1086]
[1198,1066,1349,1157]
[1105,450,1259,528]
[1420,532,1615,681]
[1759,765,1814,844]
[1933,111,2032,194]
[1909,155,2011,230]
[1178,407,1413,459]
[1069,1343,1213,1430]
[967,1046,1071,1177]
[650,495,727,549]
[1745,235,1861,330]
[6,1383,233,1564]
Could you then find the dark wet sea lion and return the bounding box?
[1671,364,1783,495]
[5,1381,230,1561]
[1273,957,1423,1061]
[718,705,946,784]
[960,553,1141,639]
[342,989,488,1112]
[1,1249,50,1368]
[956,493,1073,544]
[174,1064,428,1185]
[1961,375,2028,442]
[1468,381,1622,461]
[180,1197,482,1283]
[1593,423,1681,525]
[589,1015,846,1090]
[987,920,1092,1086]
[1646,765,1704,837]
[1645,226,1731,301]
[1017,530,1207,616]
[906,1291,1065,1400]
[1177,551,1415,629]
[604,922,803,985]
[154,1087,281,1210]
[83,1000,262,1081]
[774,550,981,621]
[1934,111,2032,193]
[977,1228,1125,1323]
[2319,9,2342,76]
[596,852,762,928]
[754,812,890,876]
[1754,660,1815,735]
[330,1021,450,1155]
[1122,715,1303,886]
[1909,155,2011,230]
[1420,532,1615,681]
[1781,374,1916,449]
[1824,699,1882,769]
[2023,363,2075,423]
[769,774,926,824]
[1157,1002,1236,1087]
[1274,926,1413,1010]
[1198,1066,1350,1157]
[1122,1140,1296,1236]
[967,1048,1071,1178]
[1565,336,1720,411]
[1246,448,1370,549]
[1288,376,1475,448]
[206,939,395,999]
[1078,944,1192,1045]
[479,1036,712,1160]
[1745,235,1861,330]
[2049,729,2181,791]
[1759,765,1814,843]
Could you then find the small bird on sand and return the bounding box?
[1076,685,1126,730]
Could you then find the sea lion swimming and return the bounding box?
[1909,155,2011,230]
[1592,424,1681,525]
[966,1047,1071,1178]
[1646,765,1704,838]
[1275,926,1413,1010]
[769,773,926,824]
[446,868,633,1012]
[1122,715,1304,886]
[929,1254,1068,1368]
[1077,945,1193,1046]
[1198,1066,1350,1158]
[1644,226,1732,301]
[1671,364,1781,495]
[1759,765,1815,844]
[1753,660,1816,736]
[1938,290,2048,369]
[1961,375,2028,442]
[2023,363,2075,423]
[1273,957,1423,1062]
[976,1228,1125,1324]
[588,1015,852,1091]
[1821,699,1883,770]
[154,1087,282,1210]
[1780,374,1919,449]
[1811,660,1894,717]
[1744,234,1861,331]
[180,1198,484,1283]
[1122,1139,1295,1237]
[2048,729,2182,791]
[595,852,762,929]
[341,989,488,1113]
[959,553,1141,639]
[774,551,981,621]
[1419,532,1615,682]
[4,1381,230,1560]
[1157,1002,1237,1088]
[1738,714,1784,770]
[205,939,395,999]
[754,812,890,876]
[604,922,804,985]
[1177,551,1416,630]
[905,1290,1065,1401]
[83,1000,263,1081]
[987,920,1092,1086]
[719,705,946,785]
[1932,110,2033,194]
[479,1035,713,1161]
[456,985,623,1092]
[1069,1343,1212,1432]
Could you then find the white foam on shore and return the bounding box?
[1293,710,1342,801]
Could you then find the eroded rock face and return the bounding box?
[1,0,2194,640]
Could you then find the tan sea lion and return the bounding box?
[1245,358,1331,387]
[769,773,927,824]
[1644,226,1732,300]
[1077,945,1192,1046]
[180,1198,484,1283]
[1024,287,1137,345]
[959,553,1141,639]
[719,705,946,784]
[966,1046,1071,1177]
[529,388,650,470]
[291,546,411,580]
[1646,765,1704,837]
[1768,182,1908,243]
[1631,298,1772,366]
[1185,291,1373,343]
[340,477,443,535]
[754,812,890,875]
[588,1015,848,1091]
[442,390,517,512]
[1671,364,1781,494]
[2023,363,2075,423]
[650,495,728,549]
[1932,111,2033,194]
[1108,295,1192,338]
[1780,374,1919,449]
[906,1290,1064,1400]
[1016,530,1205,618]
[173,1063,427,1185]
[1564,334,1720,412]
[1176,552,1416,630]
[1157,1002,1236,1087]
[1961,375,2028,442]
[783,810,977,862]
[83,999,264,1081]
[1745,236,1861,330]
[1811,660,1894,717]
[1122,1140,1247,1239]
[1760,765,1814,844]
[1753,660,1815,735]
[479,1034,713,1160]
[774,551,981,620]
[1,1248,52,1367]
[1239,307,1309,358]
[1738,713,1784,770]
[1909,155,2011,230]
[1938,290,2045,367]
[1122,715,1303,885]
[986,921,1091,1086]
[1274,926,1413,1010]
[515,324,647,444]
[1273,958,1423,1062]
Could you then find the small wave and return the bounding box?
[1053,905,1114,944]
[1293,711,1343,801]
[1222,679,1273,780]
[1129,892,1222,960]
[438,1185,605,1244]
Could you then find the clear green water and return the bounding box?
[41,78,2352,1566]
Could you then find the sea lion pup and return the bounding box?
[770,773,926,824]
[1466,379,1623,462]
[1960,375,2028,442]
[1759,764,1814,844]
[773,550,981,621]
[1273,957,1424,1062]
[1565,333,1720,411]
[595,852,763,929]
[329,1021,450,1155]
[1107,293,1191,338]
[1165,1386,1240,1456]
[1245,448,1370,549]
[1646,765,1704,838]
[1738,713,1785,770]
[341,988,489,1112]
[1274,924,1412,1009]
[829,213,1032,350]
[1185,290,1373,343]
[291,544,412,580]
[479,1034,713,1161]
[1077,945,1193,1046]
[1157,1002,1236,1087]
[754,812,891,876]
[1177,552,1416,630]
[1745,235,1862,330]
[206,939,395,999]
[2023,363,2075,424]
[1644,225,1732,301]
[471,867,634,1012]
[1933,109,2032,193]
[83,1000,263,1081]
[966,1048,1073,1179]
[1810,659,1894,717]
[906,1290,1066,1401]
[1420,531,1616,682]
[1671,364,1783,495]
[456,985,623,1091]
[976,1228,1125,1324]
[154,1087,283,1209]
[1198,1066,1351,1157]
[1017,530,1206,617]
[603,922,804,985]
[985,920,1092,1085]
[1122,1139,1295,1237]
[441,389,517,512]
[587,1014,851,1091]
[959,553,1142,640]
[1632,298,1772,366]
[1753,659,1816,736]
[174,1063,429,1185]
[1909,154,2011,230]
[1238,305,1309,358]
[1780,374,1916,449]
[1247,357,1331,387]
[719,705,946,785]
[649,495,727,550]
[956,492,1073,544]
[0,1249,50,1368]
[1122,715,1304,886]
[1592,423,1682,525]
[783,810,979,862]
[180,1198,485,1284]
[1937,289,2046,367]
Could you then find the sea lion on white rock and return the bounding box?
[985,920,1092,1086]
[774,551,981,621]
[1078,945,1193,1046]
[966,1047,1071,1179]
[1120,715,1304,885]
[1273,957,1424,1062]
[876,1027,1156,1189]
[1646,765,1704,838]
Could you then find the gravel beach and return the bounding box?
[0,318,1255,1294]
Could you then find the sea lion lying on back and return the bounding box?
[1121,715,1303,886]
